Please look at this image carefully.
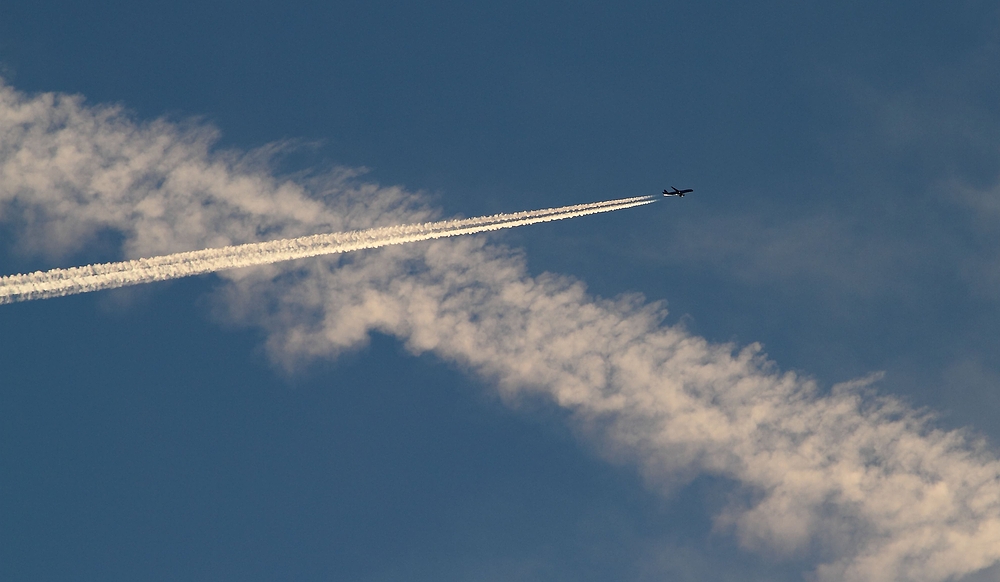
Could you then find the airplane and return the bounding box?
[663,187,693,197]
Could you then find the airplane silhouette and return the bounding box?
[663,187,693,197]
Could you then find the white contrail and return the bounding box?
[0,195,656,304]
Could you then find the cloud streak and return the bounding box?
[3,81,1000,581]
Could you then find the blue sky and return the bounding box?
[2,1,1000,580]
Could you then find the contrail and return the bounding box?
[0,195,656,304]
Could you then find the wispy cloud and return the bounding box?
[2,81,999,581]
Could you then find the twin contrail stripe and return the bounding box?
[0,195,656,304]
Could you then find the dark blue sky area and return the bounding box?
[3,1,991,200]
[0,284,784,581]
[2,1,1000,580]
